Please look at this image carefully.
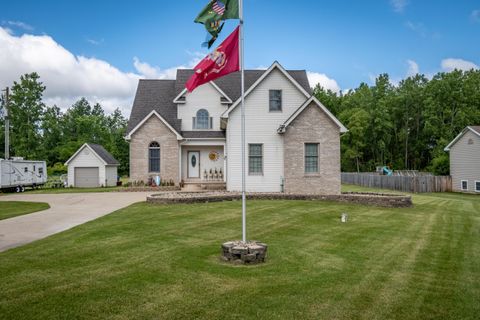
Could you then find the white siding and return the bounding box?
[67,146,106,187]
[226,68,308,192]
[450,130,480,192]
[105,166,118,187]
[178,83,228,131]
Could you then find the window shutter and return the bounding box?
[210,117,213,129]
[192,117,196,129]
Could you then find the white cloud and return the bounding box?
[307,71,340,93]
[441,58,478,72]
[0,27,199,115]
[2,20,34,31]
[390,0,408,13]
[405,21,427,37]
[406,59,419,77]
[86,38,104,45]
[405,21,441,39]
[471,10,480,22]
[133,54,203,80]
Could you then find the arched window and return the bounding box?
[149,141,160,172]
[195,109,211,129]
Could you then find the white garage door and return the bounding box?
[74,167,99,188]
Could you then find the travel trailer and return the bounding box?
[0,158,47,192]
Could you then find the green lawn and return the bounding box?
[0,189,479,319]
[0,201,50,220]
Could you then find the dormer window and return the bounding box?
[269,90,282,112]
[193,109,212,129]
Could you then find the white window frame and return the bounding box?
[269,89,282,112]
[304,142,320,174]
[475,180,480,192]
[461,180,468,191]
[193,109,213,130]
[248,143,264,176]
[148,141,161,173]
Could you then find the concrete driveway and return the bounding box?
[0,192,151,252]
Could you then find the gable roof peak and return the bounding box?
[65,143,119,166]
[444,126,480,151]
[85,143,120,165]
[278,96,347,133]
[221,61,312,117]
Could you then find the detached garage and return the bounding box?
[65,143,120,187]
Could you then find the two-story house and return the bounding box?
[126,61,347,194]
[444,126,480,193]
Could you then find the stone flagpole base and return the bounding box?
[221,241,267,264]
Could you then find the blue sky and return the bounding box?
[1,0,479,113]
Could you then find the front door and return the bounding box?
[187,151,200,178]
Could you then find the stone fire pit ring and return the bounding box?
[221,241,268,264]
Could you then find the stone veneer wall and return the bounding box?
[283,102,341,194]
[146,192,413,208]
[129,116,179,184]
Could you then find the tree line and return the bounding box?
[314,69,480,174]
[0,73,129,175]
[2,70,479,177]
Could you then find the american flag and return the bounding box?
[212,1,225,16]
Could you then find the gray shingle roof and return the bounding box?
[126,79,180,133]
[470,126,480,135]
[181,131,226,139]
[127,68,312,136]
[175,69,312,101]
[87,143,120,165]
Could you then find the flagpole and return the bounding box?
[239,0,246,243]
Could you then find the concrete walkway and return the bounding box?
[0,192,151,252]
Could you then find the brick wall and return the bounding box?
[129,116,179,184]
[283,102,341,194]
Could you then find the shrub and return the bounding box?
[48,163,67,176]
[429,154,450,175]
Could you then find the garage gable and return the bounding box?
[65,144,107,166]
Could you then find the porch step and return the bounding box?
[181,184,203,192]
[181,181,226,191]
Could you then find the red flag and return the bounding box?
[186,26,240,92]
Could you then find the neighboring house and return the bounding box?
[65,143,119,187]
[444,126,480,193]
[126,61,347,194]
